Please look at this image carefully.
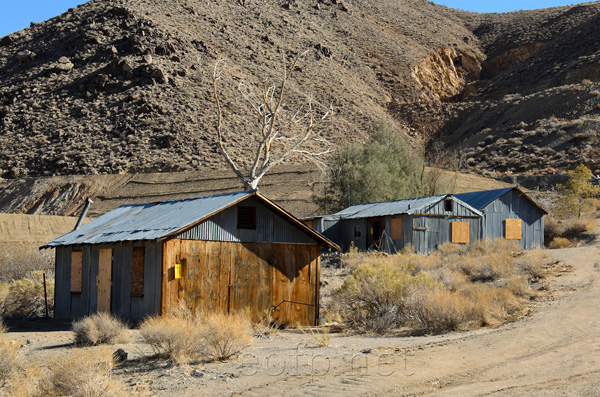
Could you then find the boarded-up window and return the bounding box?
[70,250,82,293]
[452,222,470,244]
[131,247,145,297]
[505,219,522,240]
[304,219,313,228]
[237,206,256,229]
[391,218,403,240]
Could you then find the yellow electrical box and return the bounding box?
[174,264,182,279]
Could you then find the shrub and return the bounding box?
[0,245,54,283]
[0,271,54,317]
[0,322,19,384]
[140,307,253,363]
[334,261,432,334]
[73,313,130,346]
[200,311,253,361]
[548,237,571,249]
[139,314,204,363]
[409,287,479,334]
[38,347,131,397]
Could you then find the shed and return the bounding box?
[42,190,338,326]
[454,187,547,250]
[310,195,482,255]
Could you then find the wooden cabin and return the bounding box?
[310,195,483,255]
[454,187,547,250]
[42,190,338,325]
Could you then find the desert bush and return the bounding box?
[140,306,252,363]
[334,261,432,334]
[38,347,131,397]
[0,322,19,385]
[0,271,54,317]
[0,245,54,282]
[73,312,130,346]
[548,237,571,249]
[139,314,204,363]
[333,239,534,335]
[200,311,253,361]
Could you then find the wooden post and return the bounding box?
[43,272,49,319]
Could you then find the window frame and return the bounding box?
[237,206,257,230]
[130,246,145,298]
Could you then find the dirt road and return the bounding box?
[236,239,600,396]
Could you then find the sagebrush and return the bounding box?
[73,312,130,346]
[331,239,542,335]
[0,271,54,318]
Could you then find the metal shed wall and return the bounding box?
[176,198,317,245]
[411,216,481,255]
[54,241,162,321]
[481,190,545,250]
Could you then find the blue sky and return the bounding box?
[0,1,592,38]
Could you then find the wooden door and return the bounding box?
[97,248,113,313]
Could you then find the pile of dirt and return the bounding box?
[0,0,599,185]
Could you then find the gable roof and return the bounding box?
[454,187,547,214]
[324,194,482,220]
[41,190,339,250]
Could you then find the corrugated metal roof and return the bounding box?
[42,190,340,250]
[453,188,514,210]
[326,195,476,220]
[42,190,254,247]
[454,187,547,214]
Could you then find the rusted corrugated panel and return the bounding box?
[162,239,318,325]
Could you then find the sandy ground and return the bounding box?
[2,232,598,396]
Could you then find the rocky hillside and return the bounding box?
[0,0,599,182]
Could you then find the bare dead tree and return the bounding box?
[211,51,333,189]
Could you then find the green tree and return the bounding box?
[314,124,442,213]
[555,164,600,218]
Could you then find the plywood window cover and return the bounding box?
[452,221,470,244]
[237,206,256,229]
[505,218,522,240]
[70,250,82,294]
[131,247,145,297]
[391,218,403,240]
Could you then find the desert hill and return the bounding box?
[0,0,599,210]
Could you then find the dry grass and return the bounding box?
[331,239,542,335]
[0,322,19,385]
[140,305,252,363]
[0,245,54,283]
[38,347,132,397]
[0,271,54,318]
[73,313,130,346]
[548,237,572,249]
[200,311,253,361]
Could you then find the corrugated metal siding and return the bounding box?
[481,189,545,249]
[54,242,162,321]
[176,199,317,245]
[416,197,482,217]
[411,216,481,255]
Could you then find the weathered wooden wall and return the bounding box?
[54,241,162,321]
[162,239,320,326]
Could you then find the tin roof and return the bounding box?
[325,195,481,220]
[42,190,339,249]
[454,187,547,214]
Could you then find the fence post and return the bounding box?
[43,272,49,319]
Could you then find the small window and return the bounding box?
[131,247,145,297]
[444,198,453,212]
[237,206,256,229]
[70,250,82,294]
[354,226,361,238]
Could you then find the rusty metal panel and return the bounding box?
[131,247,145,297]
[272,244,317,326]
[391,218,403,240]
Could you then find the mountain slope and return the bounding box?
[0,0,599,182]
